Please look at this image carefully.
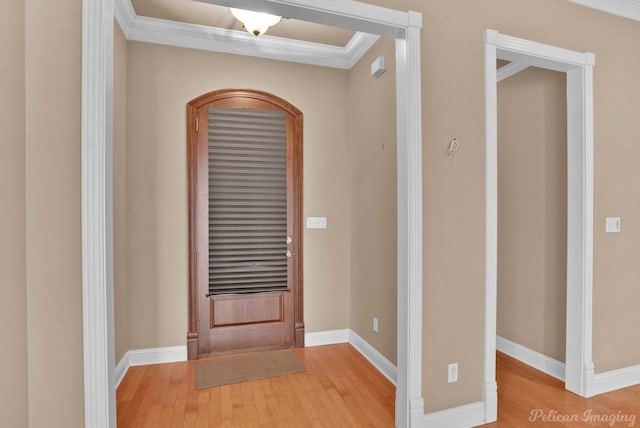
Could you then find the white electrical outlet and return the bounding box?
[448,363,458,383]
[373,317,379,333]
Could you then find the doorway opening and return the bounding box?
[484,30,596,417]
[496,65,568,378]
[81,1,423,426]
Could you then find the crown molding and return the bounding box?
[568,0,640,21]
[114,0,379,69]
[114,0,135,35]
[344,31,380,69]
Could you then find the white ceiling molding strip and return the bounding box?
[127,16,354,69]
[496,62,530,83]
[114,0,380,69]
[568,0,640,21]
[114,0,135,35]
[345,32,381,69]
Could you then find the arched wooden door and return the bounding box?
[186,89,304,359]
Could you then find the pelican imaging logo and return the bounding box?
[529,409,637,426]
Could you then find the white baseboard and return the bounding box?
[116,331,374,388]
[420,401,486,428]
[115,345,187,388]
[496,335,566,381]
[348,330,397,385]
[304,329,349,347]
[127,345,187,366]
[305,329,398,385]
[116,331,395,388]
[591,363,640,396]
[307,330,490,427]
[115,353,130,388]
[496,336,640,397]
[483,380,498,423]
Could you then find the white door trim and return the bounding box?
[395,12,425,427]
[484,30,596,421]
[82,1,423,427]
[81,0,115,426]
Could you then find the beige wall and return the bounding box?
[348,38,398,364]
[0,0,28,426]
[121,0,640,413]
[365,0,640,412]
[6,0,638,424]
[124,42,352,350]
[114,22,129,362]
[497,67,567,363]
[25,0,84,426]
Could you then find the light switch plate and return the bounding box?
[307,217,327,229]
[448,363,458,383]
[605,217,621,233]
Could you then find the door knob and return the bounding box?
[286,250,292,258]
[286,236,292,244]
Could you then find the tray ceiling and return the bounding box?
[132,0,357,46]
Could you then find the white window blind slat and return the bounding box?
[208,107,288,295]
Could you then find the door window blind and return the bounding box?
[208,107,288,295]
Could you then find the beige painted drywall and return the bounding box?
[0,1,28,426]
[8,1,640,424]
[125,41,351,350]
[25,0,84,426]
[114,22,129,363]
[364,0,640,412]
[497,67,567,363]
[348,38,398,364]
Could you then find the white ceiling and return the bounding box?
[131,0,357,46]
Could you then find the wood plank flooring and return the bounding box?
[116,343,396,427]
[118,345,640,427]
[479,351,640,427]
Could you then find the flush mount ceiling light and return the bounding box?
[230,8,282,37]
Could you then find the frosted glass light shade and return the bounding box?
[230,8,282,37]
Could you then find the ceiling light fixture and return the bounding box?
[230,8,282,37]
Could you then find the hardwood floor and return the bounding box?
[118,346,640,427]
[479,352,640,427]
[116,343,396,427]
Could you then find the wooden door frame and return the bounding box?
[186,89,304,360]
